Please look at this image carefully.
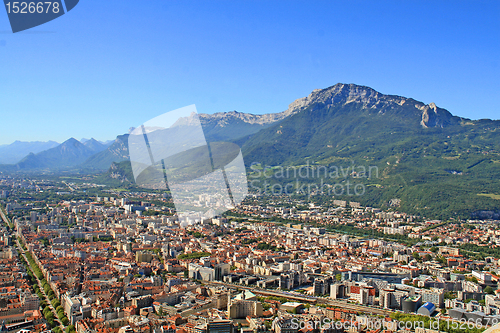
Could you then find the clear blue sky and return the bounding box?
[0,0,499,144]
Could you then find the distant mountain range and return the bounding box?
[0,109,283,171]
[14,138,109,170]
[1,83,500,219]
[0,140,60,164]
[80,134,130,170]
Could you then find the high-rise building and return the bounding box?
[227,299,263,319]
[402,295,422,313]
[215,263,230,281]
[421,289,444,308]
[330,283,345,300]
[136,251,153,263]
[379,288,408,310]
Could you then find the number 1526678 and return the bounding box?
[5,2,60,14]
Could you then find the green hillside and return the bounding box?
[240,84,500,219]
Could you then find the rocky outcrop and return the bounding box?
[109,162,129,183]
[418,102,457,128]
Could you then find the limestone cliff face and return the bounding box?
[418,102,455,128]
[286,84,406,112]
[284,83,461,128]
[199,110,291,126]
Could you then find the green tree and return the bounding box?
[51,299,61,308]
[261,303,271,310]
[466,276,478,284]
[484,286,494,294]
[436,255,447,265]
[47,320,55,329]
[444,291,456,299]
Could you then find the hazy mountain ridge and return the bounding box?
[1,100,303,170]
[199,108,296,126]
[0,140,60,164]
[198,111,288,142]
[80,134,130,170]
[81,110,290,169]
[15,138,108,170]
[82,138,108,152]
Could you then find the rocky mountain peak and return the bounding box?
[61,137,82,147]
[285,83,460,128]
[418,101,455,128]
[286,83,408,114]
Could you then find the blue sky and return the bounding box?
[0,0,499,144]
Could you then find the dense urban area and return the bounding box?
[1,175,500,333]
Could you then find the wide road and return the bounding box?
[15,239,66,332]
[62,181,76,192]
[0,206,66,332]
